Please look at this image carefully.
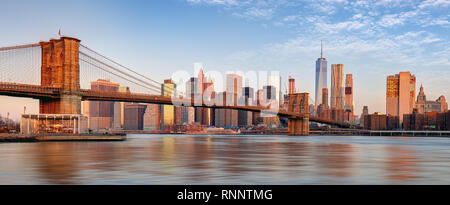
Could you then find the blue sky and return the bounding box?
[0,0,449,119]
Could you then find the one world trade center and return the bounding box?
[315,41,327,115]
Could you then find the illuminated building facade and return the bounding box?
[161,79,176,129]
[386,71,416,123]
[331,64,344,109]
[88,79,120,131]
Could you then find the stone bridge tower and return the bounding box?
[39,37,81,114]
[288,93,309,136]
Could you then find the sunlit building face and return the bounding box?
[315,57,327,114]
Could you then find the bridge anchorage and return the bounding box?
[0,36,354,136]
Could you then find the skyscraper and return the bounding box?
[197,69,206,125]
[386,71,416,122]
[161,79,176,129]
[202,79,214,126]
[143,104,160,131]
[268,75,281,107]
[345,74,354,112]
[113,86,130,130]
[317,88,330,120]
[239,87,254,127]
[288,77,295,95]
[315,41,327,114]
[360,106,369,126]
[186,77,198,100]
[262,85,280,127]
[123,103,147,130]
[331,64,344,109]
[226,74,242,127]
[322,88,328,106]
[88,79,120,131]
[214,92,229,127]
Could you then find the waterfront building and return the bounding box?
[187,107,195,124]
[198,68,205,96]
[238,87,254,127]
[88,79,120,131]
[322,88,328,107]
[143,104,160,131]
[316,88,330,120]
[21,114,88,135]
[317,104,331,120]
[315,41,327,114]
[345,74,354,112]
[179,106,188,125]
[197,69,206,126]
[202,79,214,126]
[263,85,276,104]
[268,75,281,107]
[186,77,198,100]
[386,71,416,123]
[363,113,399,130]
[254,89,265,125]
[344,110,356,123]
[437,111,450,130]
[82,101,90,129]
[364,113,387,130]
[214,92,229,127]
[113,86,130,130]
[331,108,345,122]
[226,74,242,127]
[360,106,369,126]
[124,103,147,130]
[415,84,448,114]
[331,64,344,110]
[186,77,203,124]
[262,85,280,127]
[113,102,121,130]
[161,79,176,129]
[404,110,450,131]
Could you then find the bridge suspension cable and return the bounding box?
[0,43,41,86]
[0,43,40,52]
[79,44,176,95]
[80,44,163,85]
[79,51,163,93]
[79,57,161,94]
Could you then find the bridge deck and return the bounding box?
[0,82,352,128]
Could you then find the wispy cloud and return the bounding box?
[378,10,420,27]
[315,20,367,33]
[418,0,450,9]
[186,0,240,6]
[233,7,275,19]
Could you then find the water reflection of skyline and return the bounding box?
[314,143,356,179]
[384,146,419,182]
[0,135,446,184]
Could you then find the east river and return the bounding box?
[0,134,449,184]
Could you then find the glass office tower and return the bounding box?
[315,41,327,114]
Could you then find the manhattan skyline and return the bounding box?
[0,0,449,120]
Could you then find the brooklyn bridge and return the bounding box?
[0,37,353,136]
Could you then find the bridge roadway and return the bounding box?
[0,82,352,128]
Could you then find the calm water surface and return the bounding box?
[0,134,449,184]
